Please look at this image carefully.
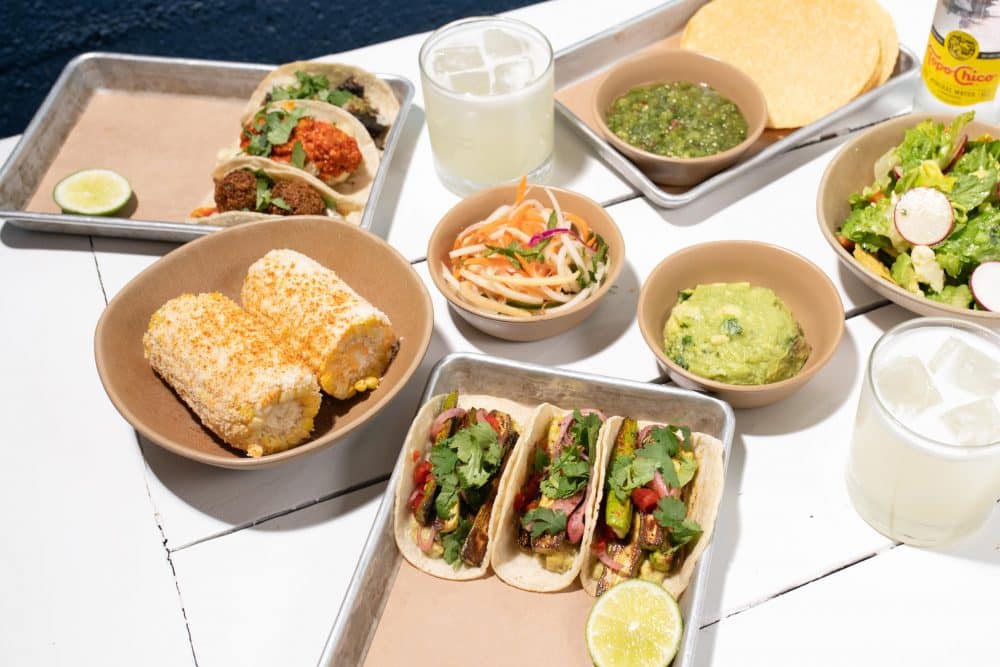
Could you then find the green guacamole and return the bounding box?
[606,82,748,158]
[664,283,811,385]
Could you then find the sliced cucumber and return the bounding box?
[893,187,954,246]
[53,168,132,216]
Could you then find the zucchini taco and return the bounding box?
[243,61,399,148]
[491,404,609,592]
[581,417,724,599]
[224,99,379,214]
[393,391,529,580]
[188,156,351,226]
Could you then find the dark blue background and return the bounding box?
[0,0,534,138]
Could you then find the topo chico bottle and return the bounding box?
[914,0,1000,121]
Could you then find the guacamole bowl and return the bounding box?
[637,241,844,408]
[817,112,1000,327]
[592,49,767,187]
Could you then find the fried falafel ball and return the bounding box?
[267,180,326,216]
[214,170,257,212]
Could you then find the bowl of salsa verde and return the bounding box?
[593,49,767,186]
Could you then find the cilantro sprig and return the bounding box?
[441,518,473,567]
[243,107,306,157]
[253,171,289,212]
[429,420,502,520]
[484,240,550,270]
[607,425,698,501]
[540,449,590,499]
[521,507,567,538]
[652,496,702,548]
[270,71,359,107]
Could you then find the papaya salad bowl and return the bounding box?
[818,112,1000,326]
[427,180,625,341]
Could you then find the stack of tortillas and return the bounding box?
[681,0,898,129]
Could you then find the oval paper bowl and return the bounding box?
[94,216,433,469]
[427,183,625,342]
[817,112,1000,327]
[637,241,844,408]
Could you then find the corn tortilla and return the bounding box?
[681,0,881,128]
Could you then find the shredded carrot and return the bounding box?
[515,176,527,206]
[444,179,609,317]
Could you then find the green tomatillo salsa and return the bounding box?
[606,81,748,158]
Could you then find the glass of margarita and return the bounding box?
[846,317,1000,546]
[419,17,554,194]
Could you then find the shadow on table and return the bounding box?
[736,325,860,437]
[929,500,1000,566]
[1,220,93,251]
[653,135,852,227]
[89,236,180,257]
[368,105,423,241]
[693,430,746,662]
[550,118,598,186]
[137,325,453,542]
[444,258,641,366]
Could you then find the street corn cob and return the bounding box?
[143,292,322,457]
[241,249,398,399]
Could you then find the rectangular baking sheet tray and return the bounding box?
[317,352,735,667]
[554,0,920,209]
[0,52,414,242]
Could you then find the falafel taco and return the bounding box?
[243,62,399,148]
[394,391,532,581]
[581,417,724,599]
[188,156,355,226]
[222,99,379,213]
[490,404,610,592]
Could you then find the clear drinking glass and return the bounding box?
[846,317,1000,546]
[419,16,554,194]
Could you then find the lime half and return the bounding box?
[586,579,683,667]
[53,168,132,216]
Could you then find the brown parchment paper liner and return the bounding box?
[579,417,726,599]
[25,90,246,221]
[392,393,538,581]
[490,404,612,593]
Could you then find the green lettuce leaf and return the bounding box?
[839,198,893,252]
[927,284,975,308]
[890,253,920,293]
[894,160,955,194]
[935,205,1000,278]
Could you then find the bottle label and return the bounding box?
[922,29,1000,106]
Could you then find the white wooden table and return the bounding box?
[2,2,997,665]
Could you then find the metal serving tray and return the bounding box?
[318,352,735,667]
[553,0,920,208]
[0,52,414,241]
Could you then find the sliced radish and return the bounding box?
[970,261,1000,311]
[892,165,904,180]
[894,187,955,246]
[945,134,968,172]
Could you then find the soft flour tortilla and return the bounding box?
[393,393,537,581]
[188,155,350,226]
[579,417,725,599]
[242,61,399,147]
[222,99,380,213]
[491,404,613,593]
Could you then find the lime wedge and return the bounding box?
[53,168,132,216]
[586,579,683,667]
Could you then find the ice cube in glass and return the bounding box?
[941,397,1000,446]
[875,355,942,414]
[483,27,528,58]
[432,45,485,76]
[929,336,1000,397]
[492,58,535,94]
[448,70,491,95]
